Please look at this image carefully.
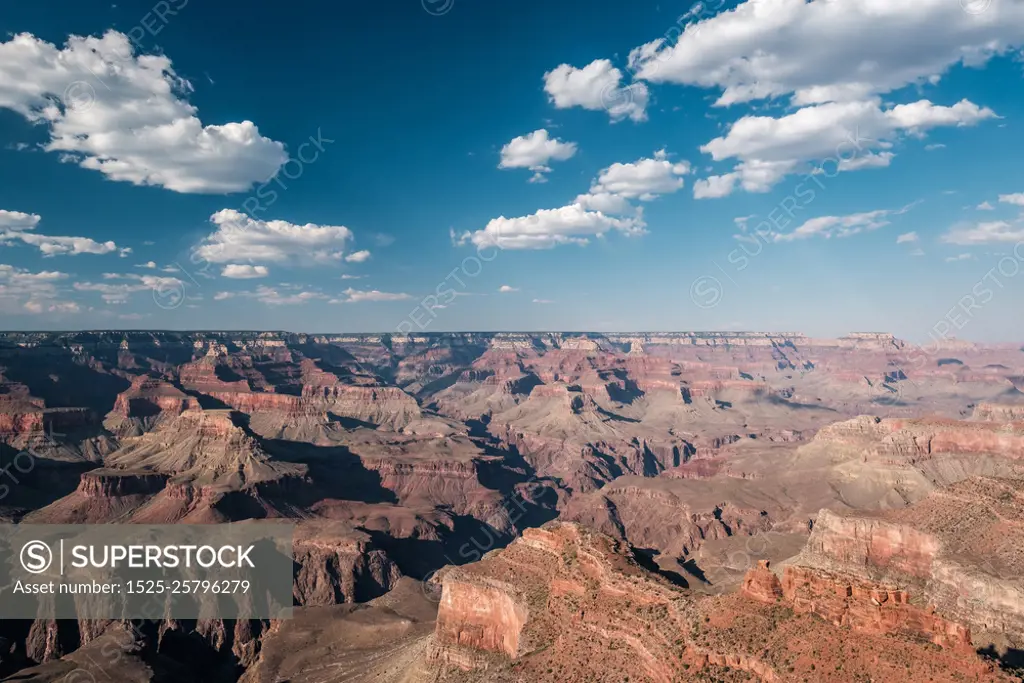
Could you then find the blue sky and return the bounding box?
[1,0,1024,341]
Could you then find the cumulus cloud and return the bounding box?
[613,0,1017,198]
[694,99,996,196]
[543,59,649,122]
[499,129,577,182]
[0,210,41,230]
[458,203,646,250]
[573,192,634,215]
[585,149,690,200]
[221,264,269,279]
[896,231,919,244]
[337,288,412,303]
[977,201,995,211]
[136,261,157,269]
[0,31,287,193]
[999,193,1024,207]
[942,220,1024,245]
[194,210,354,265]
[460,149,693,250]
[344,250,371,263]
[772,203,917,242]
[628,0,1024,107]
[498,285,519,293]
[0,209,121,256]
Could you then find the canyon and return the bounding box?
[0,330,1021,681]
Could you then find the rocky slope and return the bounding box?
[427,522,1009,682]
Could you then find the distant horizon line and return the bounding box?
[0,328,1010,344]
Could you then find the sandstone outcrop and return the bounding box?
[787,478,1024,656]
[430,522,1009,682]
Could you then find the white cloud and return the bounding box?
[693,173,743,199]
[344,250,371,263]
[215,285,327,305]
[999,193,1024,207]
[942,220,1024,245]
[773,203,916,242]
[498,285,519,293]
[340,274,364,280]
[896,231,919,244]
[136,261,157,269]
[543,59,649,122]
[977,201,995,211]
[499,129,577,182]
[221,264,269,279]
[0,210,41,230]
[573,192,634,215]
[0,210,121,256]
[462,149,692,250]
[532,298,554,304]
[34,301,79,314]
[459,202,646,250]
[194,210,354,265]
[695,99,996,196]
[0,31,287,193]
[924,144,946,151]
[586,149,690,200]
[338,287,412,303]
[251,286,326,305]
[946,253,975,262]
[3,232,119,256]
[628,0,1024,107]
[74,273,182,303]
[909,248,925,257]
[0,264,73,313]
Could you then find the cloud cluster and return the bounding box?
[499,129,577,183]
[628,0,1024,107]
[584,150,690,200]
[194,210,355,266]
[0,31,287,193]
[336,288,412,303]
[214,285,327,306]
[461,150,689,250]
[694,99,996,197]
[578,0,1021,197]
[772,205,915,242]
[222,264,269,279]
[75,272,183,304]
[543,60,649,123]
[0,209,123,256]
[0,264,76,314]
[459,203,645,250]
[942,220,1024,245]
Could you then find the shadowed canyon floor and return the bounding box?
[0,330,1022,681]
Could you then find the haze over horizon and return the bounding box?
[2,1,1024,341]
